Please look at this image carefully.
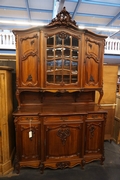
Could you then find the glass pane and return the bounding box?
[55,60,62,69]
[64,48,70,57]
[71,61,78,73]
[72,37,78,47]
[47,75,54,83]
[71,75,77,83]
[56,34,62,45]
[64,35,70,46]
[47,60,54,71]
[47,36,54,46]
[63,75,70,84]
[55,75,62,84]
[55,48,62,57]
[72,49,78,59]
[47,48,54,58]
[63,60,70,70]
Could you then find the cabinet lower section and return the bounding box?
[13,107,107,173]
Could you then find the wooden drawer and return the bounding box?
[87,113,104,119]
[43,115,83,123]
[15,116,39,123]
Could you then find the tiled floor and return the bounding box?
[1,141,120,180]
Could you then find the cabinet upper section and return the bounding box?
[13,7,107,91]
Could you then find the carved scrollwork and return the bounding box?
[85,37,100,61]
[20,34,38,42]
[89,125,95,138]
[56,161,70,169]
[87,123,102,138]
[58,31,68,39]
[48,7,78,29]
[21,50,38,61]
[57,128,70,145]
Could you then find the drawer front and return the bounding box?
[15,116,39,123]
[87,113,104,120]
[43,115,84,123]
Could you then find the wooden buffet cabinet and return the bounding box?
[13,8,107,173]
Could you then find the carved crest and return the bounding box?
[48,7,78,29]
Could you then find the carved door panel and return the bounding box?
[16,117,41,161]
[82,36,104,89]
[84,120,104,155]
[43,121,83,160]
[18,32,40,87]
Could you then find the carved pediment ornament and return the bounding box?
[48,7,78,29]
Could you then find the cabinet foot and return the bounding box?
[14,161,20,174]
[81,160,86,169]
[40,163,44,174]
[101,156,105,165]
[14,155,20,174]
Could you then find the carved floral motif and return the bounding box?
[57,128,70,145]
[56,161,70,169]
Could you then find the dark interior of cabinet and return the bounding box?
[20,91,95,106]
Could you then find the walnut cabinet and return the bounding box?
[13,8,107,173]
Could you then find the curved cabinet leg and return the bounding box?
[97,89,104,104]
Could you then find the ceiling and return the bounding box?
[0,0,120,39]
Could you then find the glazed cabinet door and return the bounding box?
[43,115,83,168]
[43,30,82,89]
[15,116,41,164]
[82,35,104,89]
[17,31,40,87]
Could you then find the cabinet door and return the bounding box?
[18,32,40,87]
[44,30,81,89]
[84,120,104,155]
[16,117,41,162]
[44,121,83,160]
[82,36,104,89]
